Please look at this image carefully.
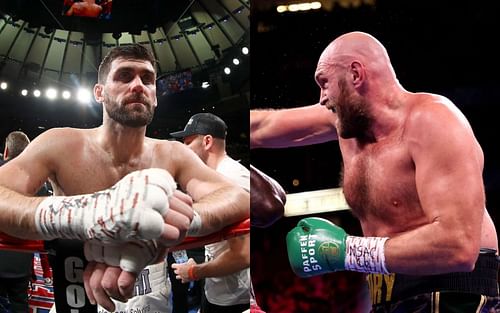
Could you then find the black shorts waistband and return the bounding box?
[367,249,499,305]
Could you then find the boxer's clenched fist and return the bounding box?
[84,239,162,274]
[82,239,167,311]
[79,188,195,311]
[35,168,192,243]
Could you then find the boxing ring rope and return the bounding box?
[169,218,250,251]
[284,187,350,217]
[0,187,349,253]
[0,218,251,253]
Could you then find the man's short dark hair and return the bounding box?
[5,131,30,160]
[98,44,157,84]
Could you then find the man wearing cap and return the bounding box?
[170,113,229,145]
[171,113,251,313]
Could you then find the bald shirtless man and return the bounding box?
[0,44,249,312]
[251,31,498,312]
[65,0,102,18]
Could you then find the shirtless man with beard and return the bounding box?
[0,44,249,312]
[251,31,498,312]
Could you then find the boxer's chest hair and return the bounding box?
[341,137,419,222]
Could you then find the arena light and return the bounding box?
[77,88,92,104]
[201,81,210,88]
[224,67,231,75]
[21,89,28,96]
[62,90,71,100]
[33,89,41,97]
[241,47,249,55]
[233,58,240,65]
[276,1,322,13]
[277,5,287,13]
[0,82,7,90]
[289,3,312,12]
[45,88,58,100]
[311,1,322,9]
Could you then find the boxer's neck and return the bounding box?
[96,124,147,164]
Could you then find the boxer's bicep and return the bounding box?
[381,101,484,274]
[409,102,484,253]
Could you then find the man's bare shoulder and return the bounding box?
[149,138,199,177]
[149,138,186,152]
[6,128,96,175]
[29,128,97,158]
[405,93,473,144]
[407,93,467,127]
[149,138,195,163]
[37,127,94,144]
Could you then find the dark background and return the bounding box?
[250,1,500,312]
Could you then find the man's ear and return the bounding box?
[350,61,365,87]
[203,135,213,150]
[94,84,104,103]
[3,147,8,160]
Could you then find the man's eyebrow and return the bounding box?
[114,66,155,75]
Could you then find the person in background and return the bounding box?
[0,131,33,313]
[171,113,250,313]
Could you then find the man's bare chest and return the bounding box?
[341,141,419,220]
[50,157,152,196]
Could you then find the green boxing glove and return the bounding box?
[286,217,389,277]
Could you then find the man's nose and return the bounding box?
[319,89,327,106]
[130,76,145,92]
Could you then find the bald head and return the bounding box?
[318,31,397,82]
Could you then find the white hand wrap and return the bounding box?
[34,168,177,243]
[186,211,202,236]
[84,240,158,273]
[345,236,390,274]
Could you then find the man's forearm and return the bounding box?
[384,221,480,275]
[193,186,249,236]
[287,216,481,278]
[250,105,338,149]
[2,168,181,244]
[193,235,250,278]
